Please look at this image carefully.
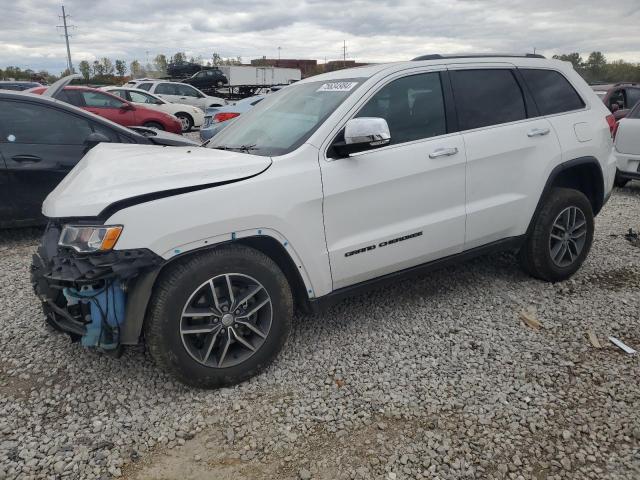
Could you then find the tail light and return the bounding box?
[213,112,240,123]
[611,121,620,140]
[606,114,617,137]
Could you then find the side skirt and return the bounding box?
[309,236,525,313]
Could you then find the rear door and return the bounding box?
[0,99,107,223]
[448,66,562,248]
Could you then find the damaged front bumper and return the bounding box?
[31,221,164,350]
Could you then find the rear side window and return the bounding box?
[628,102,640,119]
[520,69,585,115]
[137,83,153,91]
[450,69,526,130]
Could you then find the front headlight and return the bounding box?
[58,225,123,253]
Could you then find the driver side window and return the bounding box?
[609,89,625,109]
[356,72,446,145]
[129,91,156,104]
[81,91,126,108]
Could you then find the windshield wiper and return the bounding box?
[213,144,259,153]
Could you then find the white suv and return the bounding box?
[130,80,226,109]
[32,54,616,388]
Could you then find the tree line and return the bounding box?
[0,52,242,85]
[553,52,640,83]
[4,50,639,85]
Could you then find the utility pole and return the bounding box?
[343,40,347,68]
[57,4,75,73]
[277,46,281,67]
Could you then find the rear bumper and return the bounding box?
[31,222,164,347]
[614,150,640,179]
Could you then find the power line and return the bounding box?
[57,4,75,73]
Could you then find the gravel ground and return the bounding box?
[0,185,639,480]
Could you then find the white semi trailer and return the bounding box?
[218,66,301,87]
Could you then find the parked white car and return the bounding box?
[613,102,640,186]
[101,86,205,132]
[128,80,226,109]
[33,54,616,389]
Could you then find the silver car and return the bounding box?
[200,95,265,141]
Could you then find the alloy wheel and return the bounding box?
[177,115,191,132]
[180,273,272,368]
[549,206,587,268]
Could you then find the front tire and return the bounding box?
[519,188,594,282]
[145,245,293,388]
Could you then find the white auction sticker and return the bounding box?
[317,82,358,92]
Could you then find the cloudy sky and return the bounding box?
[1,0,639,74]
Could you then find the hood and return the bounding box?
[43,143,272,218]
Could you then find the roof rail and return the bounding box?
[412,53,546,61]
[613,82,639,87]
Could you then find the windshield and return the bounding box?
[207,78,364,156]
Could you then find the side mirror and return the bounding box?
[83,132,111,153]
[333,117,391,157]
[120,103,134,111]
[610,103,620,113]
[155,99,163,105]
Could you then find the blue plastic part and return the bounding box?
[64,282,126,350]
[231,232,237,240]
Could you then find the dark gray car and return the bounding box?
[0,91,198,227]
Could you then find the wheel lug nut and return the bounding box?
[235,310,240,314]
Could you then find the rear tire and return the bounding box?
[145,245,293,389]
[519,188,594,282]
[143,121,165,131]
[175,113,193,133]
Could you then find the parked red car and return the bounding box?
[29,86,182,133]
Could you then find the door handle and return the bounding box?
[11,154,42,163]
[429,147,458,159]
[527,127,550,137]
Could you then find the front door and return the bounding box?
[320,71,467,289]
[0,99,95,223]
[154,82,184,105]
[78,90,138,127]
[0,148,13,225]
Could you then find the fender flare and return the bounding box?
[119,229,314,345]
[525,156,604,236]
